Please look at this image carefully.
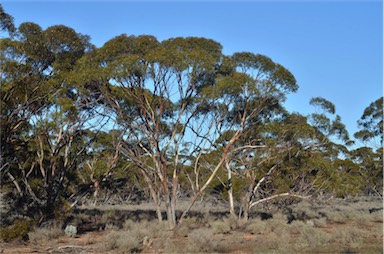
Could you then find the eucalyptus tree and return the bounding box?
[73,34,227,226]
[352,97,383,196]
[0,21,104,223]
[218,96,360,219]
[194,52,298,216]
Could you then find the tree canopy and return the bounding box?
[1,5,381,227]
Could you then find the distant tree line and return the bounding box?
[1,5,382,228]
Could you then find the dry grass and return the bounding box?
[1,196,378,254]
[290,200,321,221]
[312,217,327,228]
[295,226,331,249]
[208,216,243,234]
[252,230,293,253]
[331,226,365,248]
[104,230,143,253]
[28,223,63,244]
[245,218,267,235]
[264,213,288,233]
[103,219,172,253]
[209,219,232,234]
[287,220,309,235]
[163,238,182,253]
[186,227,221,253]
[173,217,200,237]
[122,219,170,239]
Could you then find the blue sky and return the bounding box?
[2,1,382,145]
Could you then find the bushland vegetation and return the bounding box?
[0,5,382,252]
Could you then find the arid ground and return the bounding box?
[1,197,382,253]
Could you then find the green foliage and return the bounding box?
[355,97,383,145]
[310,97,335,114]
[0,219,32,242]
[1,8,380,230]
[0,4,16,34]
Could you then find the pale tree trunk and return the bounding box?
[165,194,176,228]
[162,165,176,228]
[150,185,163,222]
[225,158,235,217]
[170,172,178,226]
[92,180,99,206]
[7,172,22,197]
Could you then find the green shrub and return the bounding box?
[0,219,31,242]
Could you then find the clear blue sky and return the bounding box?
[2,1,382,145]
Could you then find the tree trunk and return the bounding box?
[242,173,253,220]
[155,201,163,222]
[7,172,22,197]
[165,195,176,228]
[92,180,99,206]
[163,177,176,227]
[225,159,235,217]
[242,191,251,220]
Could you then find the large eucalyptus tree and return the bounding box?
[0,19,105,223]
[72,34,226,226]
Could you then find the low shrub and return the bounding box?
[264,213,287,233]
[313,217,327,228]
[210,219,231,234]
[147,220,170,238]
[122,219,136,231]
[291,206,319,220]
[246,218,267,235]
[287,220,308,235]
[331,226,364,247]
[186,228,219,253]
[104,230,143,253]
[0,219,31,242]
[325,211,348,224]
[253,231,291,253]
[28,223,63,243]
[368,210,383,223]
[174,217,199,237]
[163,238,183,253]
[64,224,77,237]
[296,227,331,248]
